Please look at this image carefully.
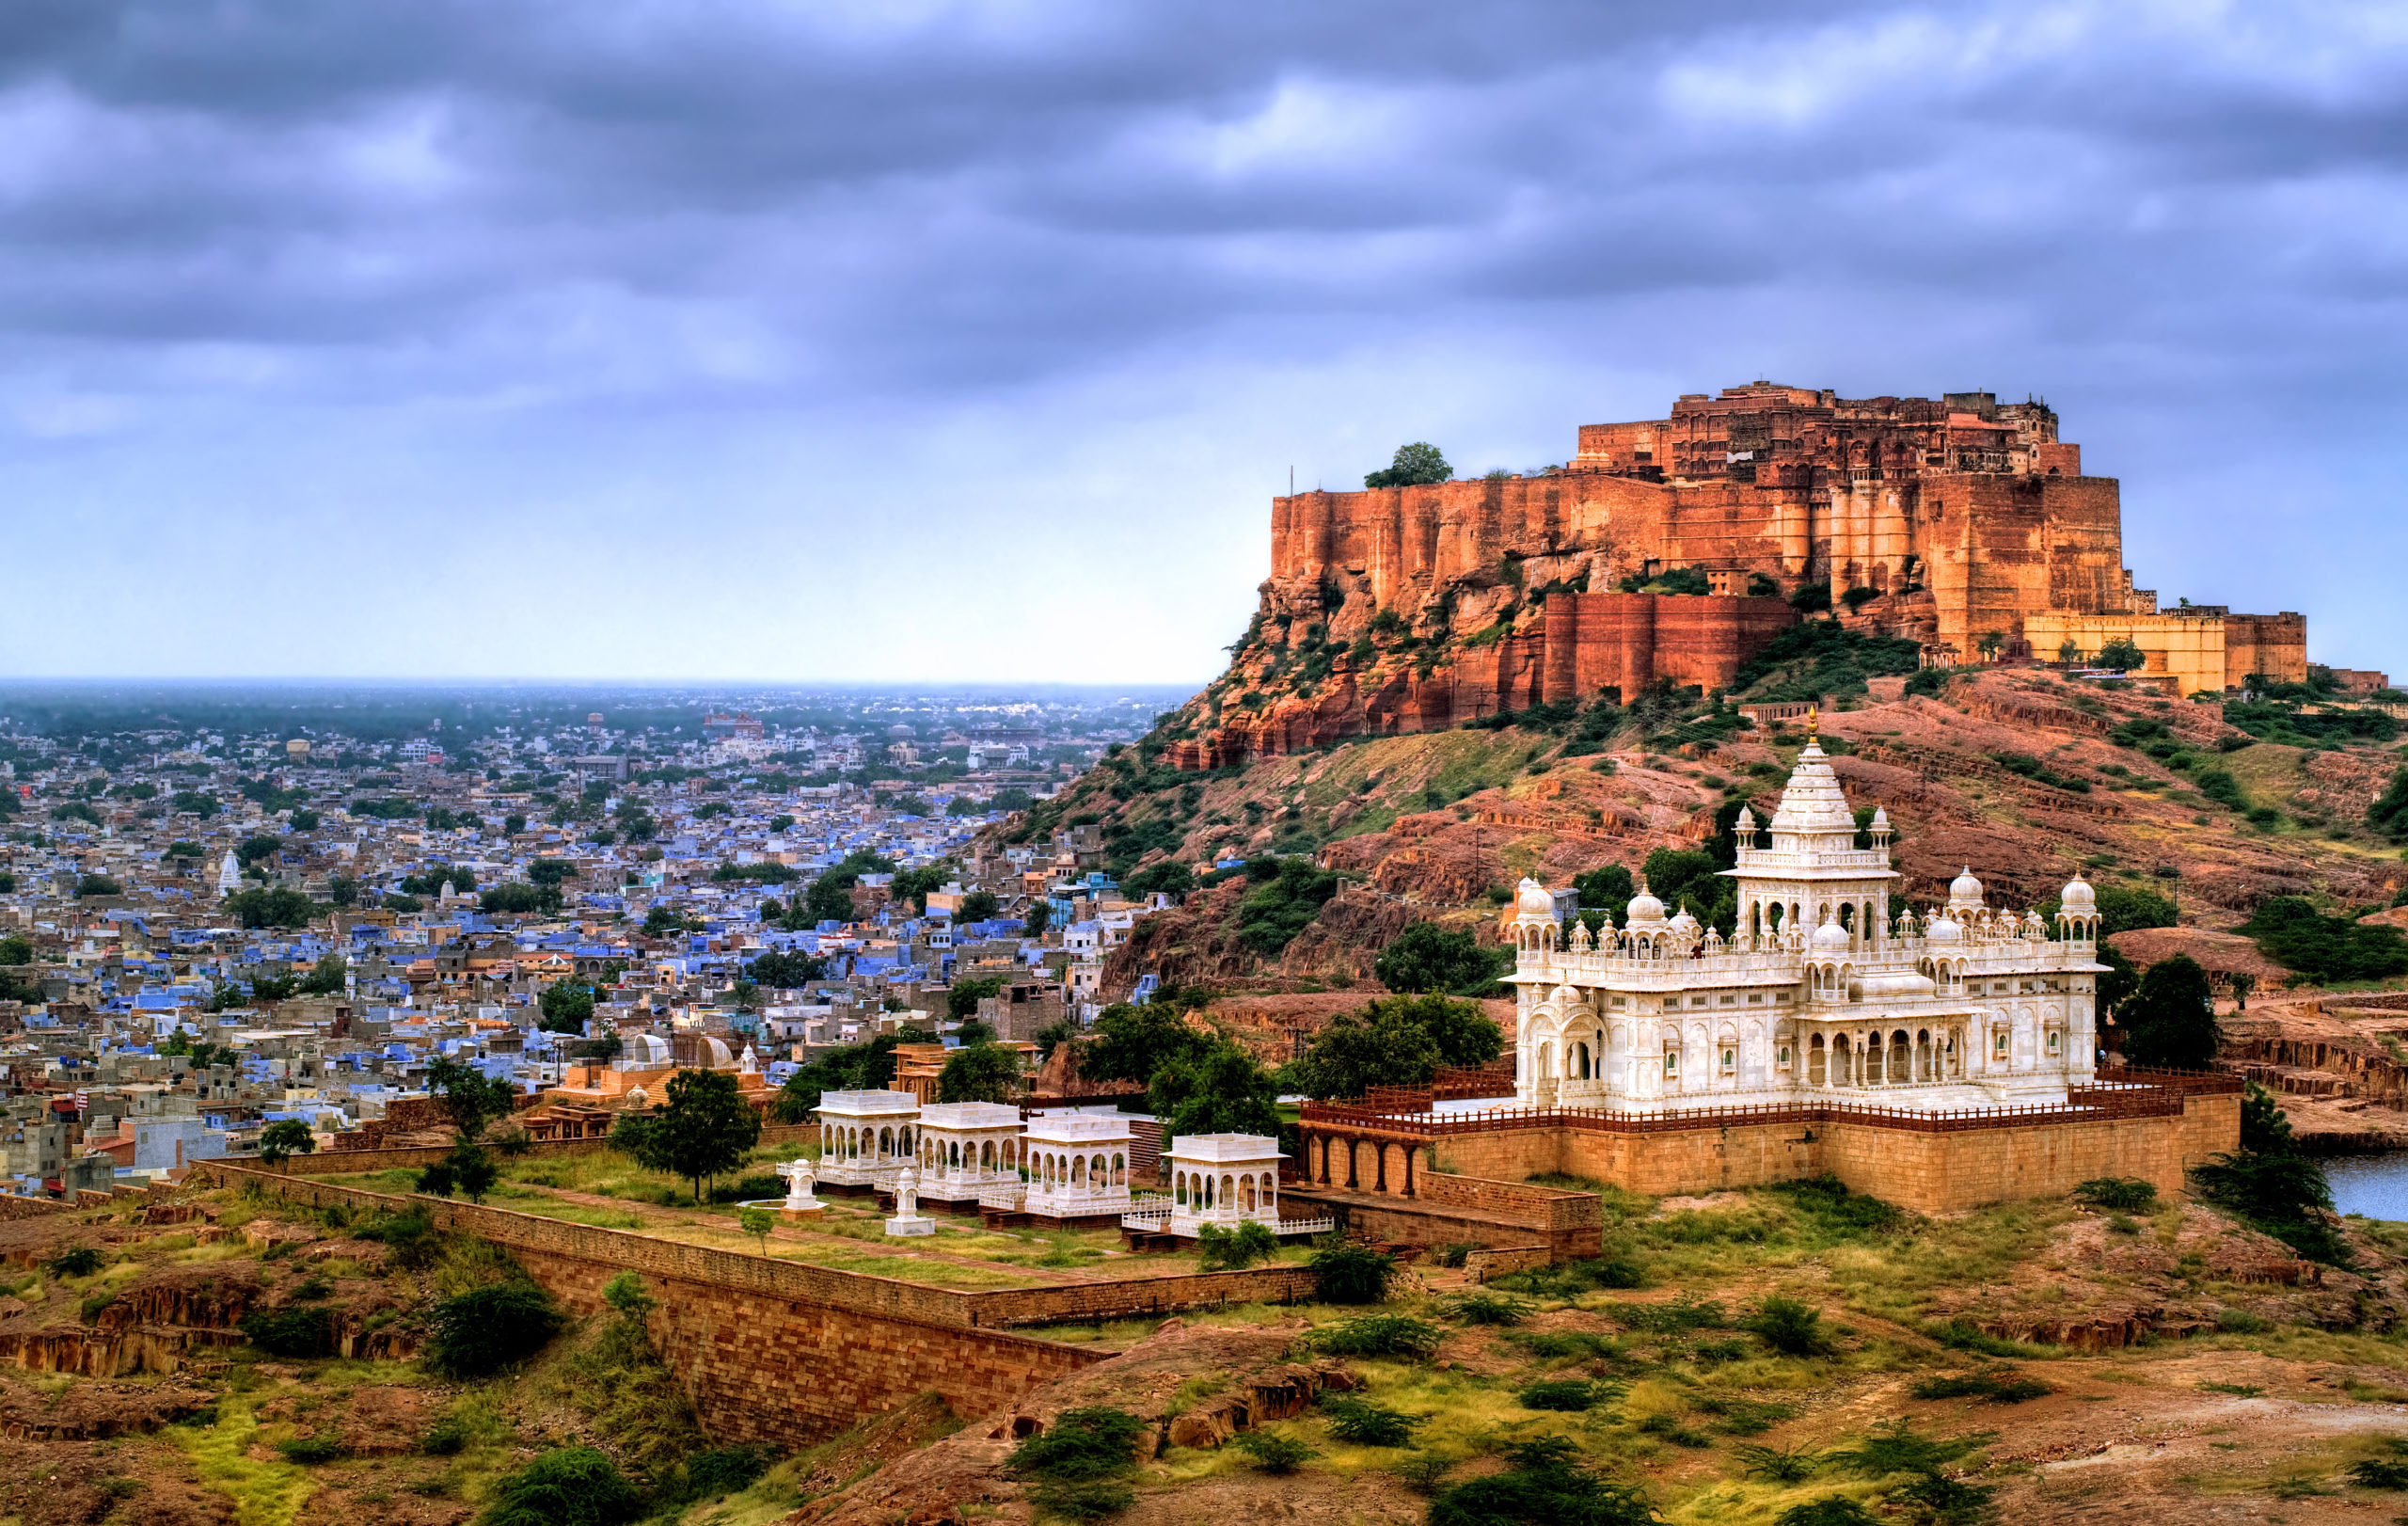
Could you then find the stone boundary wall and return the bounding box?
[204,1163,1108,1442]
[275,1121,823,1178]
[0,1194,79,1222]
[1463,1245,1553,1281]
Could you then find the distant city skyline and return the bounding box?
[0,3,2401,682]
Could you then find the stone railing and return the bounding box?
[978,1183,1027,1212]
[1119,1200,1173,1230]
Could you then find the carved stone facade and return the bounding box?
[1510,735,2106,1110]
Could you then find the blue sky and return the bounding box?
[0,1,2402,683]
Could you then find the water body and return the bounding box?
[2322,1152,2408,1221]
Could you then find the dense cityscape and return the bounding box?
[0,683,1189,1182]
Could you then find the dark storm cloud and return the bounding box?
[0,0,2401,678]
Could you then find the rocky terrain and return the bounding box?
[1052,665,2406,1003]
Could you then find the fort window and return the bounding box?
[1778,1045,1792,1069]
[1720,1048,1736,1073]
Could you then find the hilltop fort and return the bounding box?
[1171,382,2306,767]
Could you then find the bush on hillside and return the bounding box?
[1734,620,1921,701]
[2240,896,2408,983]
[475,1447,643,1526]
[429,1280,564,1378]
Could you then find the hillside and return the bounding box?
[1024,662,2408,1000]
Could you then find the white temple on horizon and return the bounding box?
[1509,729,2107,1113]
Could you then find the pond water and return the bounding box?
[2322,1152,2408,1221]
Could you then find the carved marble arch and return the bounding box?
[1514,918,1559,953]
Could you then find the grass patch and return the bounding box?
[175,1400,319,1526]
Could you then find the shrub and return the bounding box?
[1909,1369,2054,1404]
[356,1207,440,1269]
[240,1305,336,1358]
[2072,1177,2159,1213]
[277,1437,346,1465]
[1764,1175,1909,1238]
[422,1419,468,1455]
[1308,1242,1398,1305]
[1009,1407,1149,1483]
[1196,1219,1281,1272]
[475,1447,643,1526]
[1697,1396,1797,1436]
[1309,1316,1443,1360]
[673,1446,771,1501]
[1232,1430,1317,1473]
[1320,1394,1419,1447]
[1516,1378,1604,1411]
[2351,1457,2408,1489]
[1506,1329,1620,1363]
[1823,1421,1988,1478]
[2241,896,2408,984]
[1606,1293,1726,1334]
[1741,1295,1831,1356]
[429,1281,563,1378]
[1735,1442,1821,1482]
[1446,1293,1532,1327]
[1390,1452,1455,1494]
[45,1248,103,1279]
[1027,1480,1134,1520]
[1889,1470,1998,1523]
[1428,1448,1657,1526]
[2214,1306,2272,1334]
[1488,1255,1642,1296]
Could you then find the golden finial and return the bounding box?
[1806,706,1819,739]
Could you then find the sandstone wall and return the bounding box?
[1303,1093,2235,1219]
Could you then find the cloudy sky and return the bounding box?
[0,0,2401,684]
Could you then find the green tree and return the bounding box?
[426,1054,517,1140]
[738,1205,776,1257]
[235,834,285,867]
[2095,636,2147,672]
[947,975,1006,1023]
[1976,630,2006,662]
[297,954,346,996]
[417,1140,499,1201]
[2118,954,2219,1069]
[223,887,316,928]
[1081,1002,1214,1086]
[0,935,32,965]
[1364,441,1451,489]
[1285,994,1503,1100]
[745,949,824,988]
[1120,862,1196,899]
[257,1120,317,1168]
[537,980,596,1034]
[75,873,121,897]
[481,882,563,915]
[529,858,576,887]
[958,890,1000,923]
[2371,765,2408,843]
[1373,922,1511,996]
[633,1069,762,1201]
[1149,1043,1282,1142]
[1023,902,1052,937]
[938,1041,1024,1104]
